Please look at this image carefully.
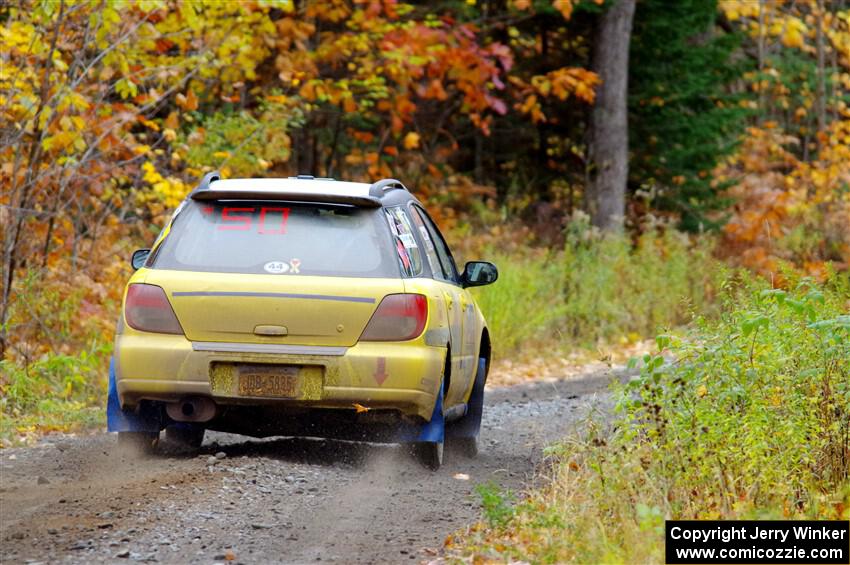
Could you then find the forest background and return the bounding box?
[2,2,849,560]
[1,0,848,449]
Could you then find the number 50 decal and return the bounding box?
[217,207,291,234]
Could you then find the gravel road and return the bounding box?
[0,368,628,565]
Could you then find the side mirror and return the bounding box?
[131,249,150,271]
[461,261,498,288]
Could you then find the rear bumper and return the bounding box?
[114,331,445,420]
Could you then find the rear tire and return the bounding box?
[413,441,443,471]
[164,425,205,449]
[116,431,159,455]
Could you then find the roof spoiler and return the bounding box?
[187,173,407,207]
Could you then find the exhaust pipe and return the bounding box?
[166,397,217,423]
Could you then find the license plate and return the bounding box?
[238,365,299,398]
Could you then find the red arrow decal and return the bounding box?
[374,357,388,385]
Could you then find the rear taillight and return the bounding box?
[124,284,184,335]
[360,294,428,342]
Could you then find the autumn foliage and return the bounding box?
[720,121,850,281]
[716,0,850,280]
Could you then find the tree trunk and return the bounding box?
[587,0,636,231]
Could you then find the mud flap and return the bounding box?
[395,384,445,443]
[106,357,162,433]
[446,357,486,439]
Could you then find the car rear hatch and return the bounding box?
[143,271,402,347]
[143,197,403,347]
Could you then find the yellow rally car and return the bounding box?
[107,174,497,469]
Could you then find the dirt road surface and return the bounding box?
[0,368,629,564]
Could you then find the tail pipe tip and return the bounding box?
[166,397,217,423]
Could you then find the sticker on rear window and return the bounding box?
[264,261,290,274]
[399,233,418,248]
[385,207,422,276]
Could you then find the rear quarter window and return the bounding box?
[150,201,399,278]
[384,206,423,277]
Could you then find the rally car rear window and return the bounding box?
[149,201,399,277]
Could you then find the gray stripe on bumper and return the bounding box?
[191,342,348,356]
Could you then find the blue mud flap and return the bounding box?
[395,384,445,443]
[446,357,486,439]
[106,357,162,433]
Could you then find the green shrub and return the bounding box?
[475,483,517,529]
[452,273,850,564]
[621,274,850,510]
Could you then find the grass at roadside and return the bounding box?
[471,228,723,355]
[450,272,850,563]
[0,344,110,446]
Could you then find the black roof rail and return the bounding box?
[198,170,221,191]
[368,178,407,198]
